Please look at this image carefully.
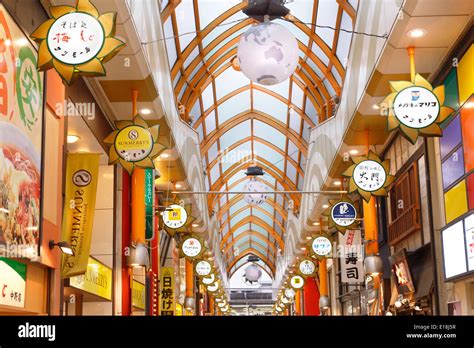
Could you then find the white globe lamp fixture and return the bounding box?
[237,21,298,86]
[244,177,268,205]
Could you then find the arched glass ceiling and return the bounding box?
[160,0,357,273]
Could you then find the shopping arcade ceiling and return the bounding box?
[161,0,357,277]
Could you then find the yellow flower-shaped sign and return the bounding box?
[382,73,453,144]
[159,202,196,237]
[103,114,166,174]
[30,0,125,84]
[322,196,359,234]
[342,151,395,202]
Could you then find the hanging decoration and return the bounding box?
[309,233,333,260]
[202,272,216,285]
[243,177,268,205]
[160,202,196,237]
[322,196,359,234]
[382,74,453,145]
[297,258,318,277]
[284,287,296,300]
[179,234,205,260]
[30,0,125,84]
[342,150,395,202]
[237,22,298,86]
[103,114,166,174]
[289,274,305,290]
[195,260,213,277]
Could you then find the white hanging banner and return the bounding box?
[339,230,364,284]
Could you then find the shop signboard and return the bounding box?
[289,275,305,290]
[339,230,364,284]
[69,257,112,300]
[389,249,415,294]
[331,201,357,227]
[0,5,44,261]
[311,235,332,258]
[144,168,154,240]
[298,258,317,277]
[342,151,394,202]
[30,0,125,84]
[0,258,26,308]
[159,267,175,316]
[163,204,188,229]
[179,235,203,259]
[61,153,100,278]
[442,214,474,279]
[132,280,145,310]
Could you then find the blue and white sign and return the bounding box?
[331,201,357,227]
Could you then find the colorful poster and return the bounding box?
[69,257,112,300]
[159,267,175,316]
[61,153,100,279]
[339,230,364,284]
[0,5,44,261]
[0,257,27,308]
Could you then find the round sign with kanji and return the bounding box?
[352,160,387,193]
[289,275,305,289]
[181,237,202,259]
[47,12,105,66]
[202,273,215,285]
[162,204,188,229]
[311,236,332,257]
[393,86,439,129]
[284,288,296,299]
[195,260,212,277]
[298,258,317,277]
[331,201,357,227]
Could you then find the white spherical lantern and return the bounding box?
[237,22,298,86]
[244,178,268,205]
[244,264,262,283]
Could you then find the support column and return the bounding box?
[131,168,146,245]
[319,258,329,315]
[208,294,215,316]
[121,169,131,316]
[185,259,195,315]
[363,197,383,315]
[294,290,301,315]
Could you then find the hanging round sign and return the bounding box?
[289,275,305,289]
[311,236,332,257]
[298,258,317,277]
[114,125,154,162]
[331,201,357,227]
[393,86,439,129]
[31,0,125,84]
[181,236,202,258]
[281,295,290,304]
[195,260,212,277]
[352,160,387,192]
[202,273,215,285]
[163,204,188,229]
[217,301,227,308]
[284,288,296,299]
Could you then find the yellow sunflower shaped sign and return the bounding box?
[322,196,359,234]
[30,0,125,84]
[103,114,166,174]
[342,151,395,202]
[382,73,454,144]
[159,201,196,237]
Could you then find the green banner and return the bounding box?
[145,168,154,240]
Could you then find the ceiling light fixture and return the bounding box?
[349,149,359,155]
[192,223,199,228]
[407,28,426,38]
[238,2,297,86]
[67,135,80,144]
[312,222,320,226]
[160,153,170,159]
[333,180,341,186]
[140,108,152,115]
[372,104,380,110]
[175,183,182,189]
[322,204,329,209]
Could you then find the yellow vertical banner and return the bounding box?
[160,267,175,316]
[61,153,100,278]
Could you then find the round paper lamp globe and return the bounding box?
[237,22,298,86]
[243,178,268,205]
[244,264,262,282]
